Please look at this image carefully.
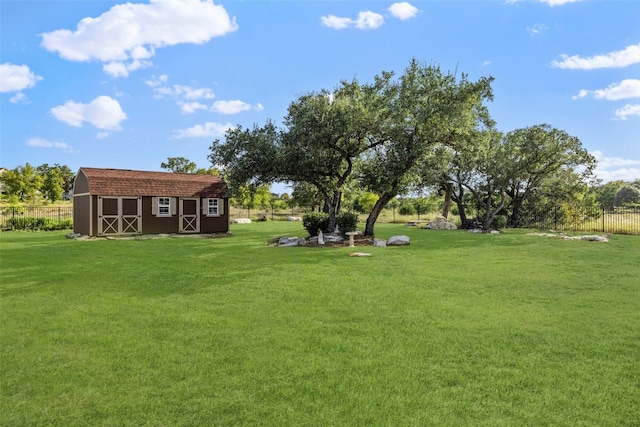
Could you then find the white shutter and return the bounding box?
[152,197,158,215]
[170,198,177,216]
[218,198,224,215]
[202,198,209,215]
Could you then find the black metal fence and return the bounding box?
[517,205,640,235]
[1,204,638,235]
[1,206,73,230]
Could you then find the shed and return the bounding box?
[73,167,228,237]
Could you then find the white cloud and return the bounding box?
[482,60,491,67]
[10,92,28,104]
[153,84,215,100]
[0,63,43,93]
[179,101,208,114]
[321,11,384,30]
[172,121,233,139]
[507,0,583,5]
[573,79,640,101]
[41,0,238,78]
[150,79,218,114]
[211,100,264,115]
[26,138,76,153]
[103,59,151,78]
[527,23,548,35]
[592,151,640,182]
[540,0,582,5]
[551,43,640,69]
[320,15,351,30]
[96,132,110,139]
[388,2,418,20]
[615,104,640,120]
[145,74,169,88]
[51,95,127,130]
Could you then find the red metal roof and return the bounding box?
[79,167,226,198]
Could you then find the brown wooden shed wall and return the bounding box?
[73,194,91,235]
[200,198,229,233]
[141,197,180,234]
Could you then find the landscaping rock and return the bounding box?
[288,216,303,221]
[233,218,252,224]
[387,235,410,246]
[323,233,344,243]
[279,237,300,247]
[423,217,457,230]
[527,232,609,242]
[373,238,387,247]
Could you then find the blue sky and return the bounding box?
[1,0,639,184]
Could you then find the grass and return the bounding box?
[1,223,639,426]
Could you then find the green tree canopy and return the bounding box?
[161,157,197,174]
[614,185,640,207]
[0,163,43,202]
[359,59,495,235]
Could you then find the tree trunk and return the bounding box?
[364,192,395,236]
[453,186,468,227]
[442,182,452,218]
[482,191,506,231]
[507,196,523,227]
[327,191,342,232]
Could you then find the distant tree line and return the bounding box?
[591,179,640,210]
[0,163,74,204]
[160,156,220,175]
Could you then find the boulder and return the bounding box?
[323,233,344,243]
[423,217,457,230]
[387,235,410,246]
[373,238,387,247]
[233,218,252,224]
[288,216,303,222]
[571,235,609,242]
[349,252,372,257]
[279,237,300,247]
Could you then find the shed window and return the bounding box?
[158,197,171,216]
[208,198,219,216]
[203,198,224,217]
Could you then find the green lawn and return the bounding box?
[1,223,639,426]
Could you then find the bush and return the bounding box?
[491,215,507,230]
[399,204,415,216]
[302,212,330,236]
[336,212,358,235]
[5,217,72,231]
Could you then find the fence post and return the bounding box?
[602,205,605,233]
[554,207,557,230]
[58,207,61,224]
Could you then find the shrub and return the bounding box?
[399,204,415,216]
[492,215,507,230]
[336,212,358,235]
[302,212,330,236]
[5,217,72,231]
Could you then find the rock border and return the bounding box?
[527,232,609,242]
